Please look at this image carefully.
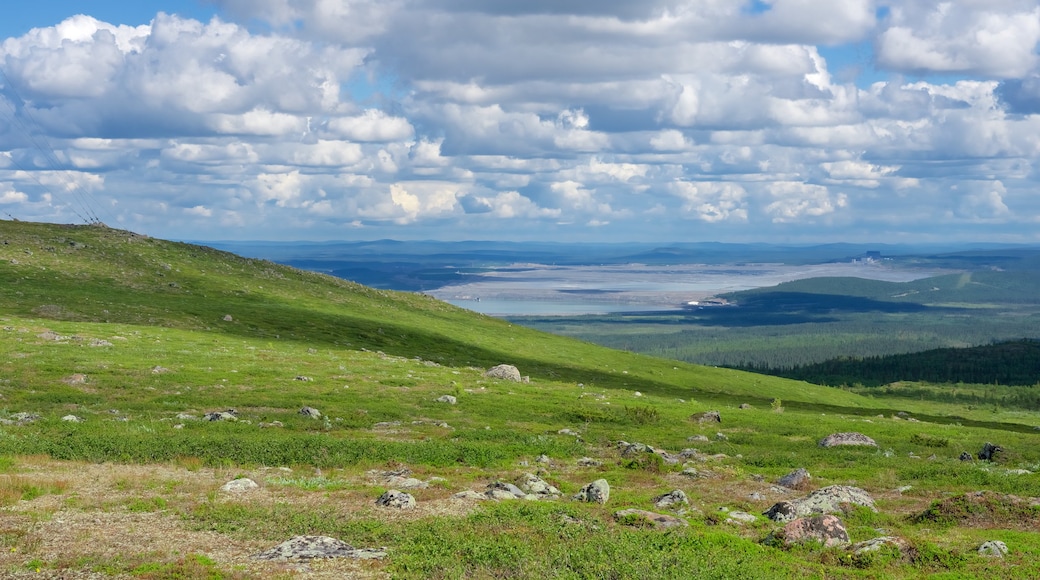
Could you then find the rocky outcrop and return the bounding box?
[818,432,877,448]
[764,485,876,522]
[254,536,386,561]
[518,474,561,499]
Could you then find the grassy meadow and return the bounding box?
[0,221,1038,578]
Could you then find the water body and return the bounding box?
[445,299,681,316]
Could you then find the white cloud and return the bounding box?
[327,110,415,142]
[668,180,748,223]
[765,182,848,223]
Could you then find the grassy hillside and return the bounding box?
[0,221,1039,579]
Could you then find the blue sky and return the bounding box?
[1,1,1040,243]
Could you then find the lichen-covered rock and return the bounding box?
[773,515,850,548]
[484,364,522,382]
[574,479,610,504]
[819,432,877,448]
[376,490,415,509]
[254,536,386,561]
[764,486,876,522]
[978,540,1009,557]
[689,410,721,424]
[653,489,689,510]
[518,474,560,498]
[221,478,259,493]
[614,509,687,529]
[777,468,811,490]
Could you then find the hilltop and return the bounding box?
[0,221,1038,579]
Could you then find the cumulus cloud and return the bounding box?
[1,3,1039,241]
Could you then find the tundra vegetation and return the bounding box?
[0,221,1038,579]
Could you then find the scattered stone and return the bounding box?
[978,442,1004,462]
[614,509,687,529]
[777,468,811,490]
[535,454,551,464]
[62,374,88,385]
[764,486,877,522]
[573,479,610,504]
[151,366,170,374]
[633,391,643,397]
[204,410,238,421]
[690,410,721,424]
[739,403,752,409]
[771,515,850,548]
[222,315,233,322]
[653,489,689,510]
[435,395,457,404]
[558,428,579,437]
[519,474,561,498]
[221,478,259,493]
[38,331,68,341]
[748,492,765,501]
[299,406,322,419]
[577,457,602,467]
[259,421,284,428]
[89,339,113,347]
[486,481,526,500]
[726,511,757,524]
[714,432,728,441]
[61,415,83,423]
[819,432,878,448]
[376,490,416,509]
[959,452,973,462]
[4,412,40,425]
[484,364,522,382]
[294,375,313,382]
[451,490,487,501]
[851,536,911,556]
[175,413,197,421]
[254,536,386,561]
[686,435,710,443]
[978,540,1009,557]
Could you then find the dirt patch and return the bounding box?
[911,491,1040,529]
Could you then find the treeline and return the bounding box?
[736,339,1040,388]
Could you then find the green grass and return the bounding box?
[1,221,1040,579]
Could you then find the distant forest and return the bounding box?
[737,339,1040,388]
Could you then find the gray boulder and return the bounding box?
[204,410,237,421]
[435,395,457,404]
[852,536,911,556]
[299,406,322,419]
[376,490,416,509]
[254,536,386,561]
[978,442,1004,462]
[690,410,721,424]
[486,481,526,500]
[518,474,560,498]
[574,479,610,504]
[819,432,877,448]
[484,364,522,382]
[221,478,259,494]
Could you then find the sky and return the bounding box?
[1,1,1039,243]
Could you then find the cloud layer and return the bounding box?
[1,1,1039,242]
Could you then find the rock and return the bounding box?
[764,486,876,522]
[254,536,386,561]
[978,540,1009,557]
[259,421,284,428]
[852,536,911,556]
[452,490,487,501]
[653,489,689,510]
[222,314,233,322]
[739,403,752,409]
[764,501,799,523]
[61,414,83,423]
[6,412,40,425]
[63,374,87,385]
[577,457,601,467]
[777,468,812,490]
[714,432,728,441]
[299,406,322,419]
[978,442,1004,462]
[376,490,416,509]
[558,428,579,437]
[221,478,259,493]
[518,474,560,498]
[614,509,687,529]
[772,515,850,548]
[690,410,721,424]
[535,454,551,464]
[484,364,522,382]
[204,410,237,421]
[151,366,170,374]
[819,432,877,448]
[573,479,610,504]
[486,481,526,499]
[385,475,429,489]
[959,451,974,461]
[726,511,758,524]
[294,376,313,382]
[435,395,457,404]
[686,435,710,443]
